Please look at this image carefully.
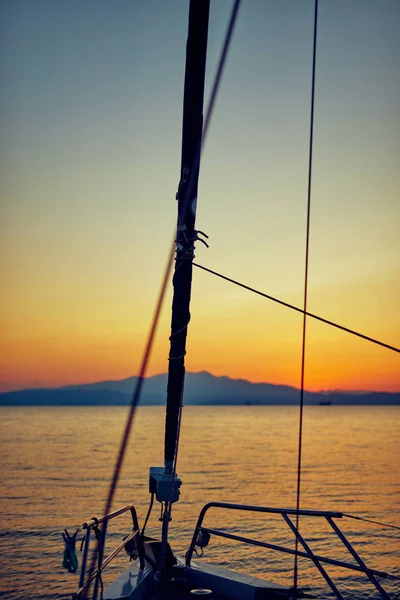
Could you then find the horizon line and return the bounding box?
[1,370,399,396]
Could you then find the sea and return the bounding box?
[0,406,399,599]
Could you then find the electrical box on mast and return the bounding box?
[149,467,181,503]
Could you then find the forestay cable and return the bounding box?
[84,249,174,600]
[84,2,242,596]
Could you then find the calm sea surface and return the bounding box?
[0,406,399,599]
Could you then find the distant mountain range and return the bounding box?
[0,371,399,406]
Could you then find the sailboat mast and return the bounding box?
[164,0,210,472]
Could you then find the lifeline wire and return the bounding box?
[343,514,400,531]
[192,263,400,355]
[295,1,318,591]
[85,2,242,597]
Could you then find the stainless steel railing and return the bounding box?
[186,502,397,600]
[73,504,145,599]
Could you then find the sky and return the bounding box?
[0,0,399,393]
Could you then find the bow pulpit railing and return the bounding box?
[63,504,145,600]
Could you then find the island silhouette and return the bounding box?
[0,371,399,406]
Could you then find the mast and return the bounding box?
[148,3,210,572]
[164,0,210,472]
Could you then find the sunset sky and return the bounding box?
[1,0,399,393]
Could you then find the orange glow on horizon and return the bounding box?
[1,0,399,399]
[1,269,399,394]
[1,329,399,393]
[1,267,399,394]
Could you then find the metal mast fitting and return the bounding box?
[149,467,181,503]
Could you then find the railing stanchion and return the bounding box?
[282,513,344,600]
[92,529,103,600]
[184,502,395,600]
[130,506,145,571]
[79,527,91,590]
[72,504,145,599]
[326,516,391,600]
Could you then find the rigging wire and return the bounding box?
[84,246,174,599]
[295,1,319,589]
[85,2,242,596]
[202,0,241,137]
[343,514,400,531]
[192,263,400,355]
